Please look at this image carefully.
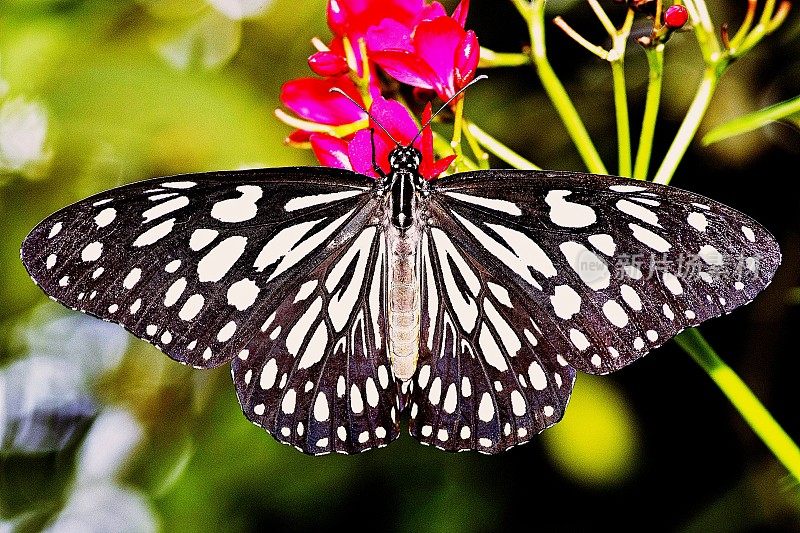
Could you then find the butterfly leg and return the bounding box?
[370,128,390,185]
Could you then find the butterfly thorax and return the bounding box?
[386,149,424,381]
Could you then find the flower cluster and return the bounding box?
[277,0,477,179]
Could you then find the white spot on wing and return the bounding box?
[133,218,175,247]
[560,241,610,290]
[179,294,204,321]
[211,185,262,222]
[81,242,103,262]
[698,245,723,265]
[314,392,329,421]
[48,222,63,238]
[190,229,219,251]
[550,285,582,319]
[688,212,708,232]
[286,297,322,356]
[528,362,547,390]
[217,320,237,342]
[662,272,683,295]
[603,299,629,327]
[297,322,328,369]
[588,234,616,256]
[282,388,296,414]
[197,236,248,282]
[163,277,187,307]
[511,390,526,417]
[629,223,671,252]
[162,181,196,189]
[616,199,660,227]
[445,191,522,215]
[94,208,116,227]
[123,268,141,289]
[142,196,189,222]
[545,190,597,228]
[478,326,509,372]
[610,185,646,192]
[260,359,277,389]
[284,189,362,211]
[620,285,642,311]
[227,278,260,310]
[741,226,755,242]
[478,393,494,422]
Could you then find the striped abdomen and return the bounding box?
[387,225,420,381]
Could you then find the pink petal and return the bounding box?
[310,133,353,170]
[280,76,365,125]
[329,0,427,38]
[451,0,470,27]
[365,19,414,53]
[454,30,479,89]
[349,129,392,177]
[419,103,434,166]
[420,2,448,20]
[327,0,350,36]
[369,97,419,145]
[371,50,437,91]
[429,155,456,179]
[287,130,311,144]
[308,51,349,77]
[410,17,465,96]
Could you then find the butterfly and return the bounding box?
[20,94,781,455]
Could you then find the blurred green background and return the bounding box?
[1,0,799,531]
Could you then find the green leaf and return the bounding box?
[703,94,800,145]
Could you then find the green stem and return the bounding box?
[653,67,720,184]
[462,120,491,169]
[633,45,664,180]
[466,122,542,170]
[479,47,532,68]
[451,96,466,167]
[676,329,800,482]
[524,0,608,174]
[611,60,631,177]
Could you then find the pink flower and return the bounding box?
[309,97,455,180]
[280,75,366,127]
[327,0,447,43]
[370,1,478,101]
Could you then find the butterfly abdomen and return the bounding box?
[387,223,421,381]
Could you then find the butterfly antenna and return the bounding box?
[409,74,488,145]
[329,88,402,146]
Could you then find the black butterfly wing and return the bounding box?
[412,226,577,453]
[410,169,780,452]
[231,223,402,454]
[21,168,402,454]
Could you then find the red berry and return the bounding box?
[664,5,689,29]
[308,51,349,77]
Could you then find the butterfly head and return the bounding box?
[389,146,421,172]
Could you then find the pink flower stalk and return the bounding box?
[370,1,478,101]
[310,97,455,180]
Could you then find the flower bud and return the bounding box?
[308,51,349,77]
[664,5,689,29]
